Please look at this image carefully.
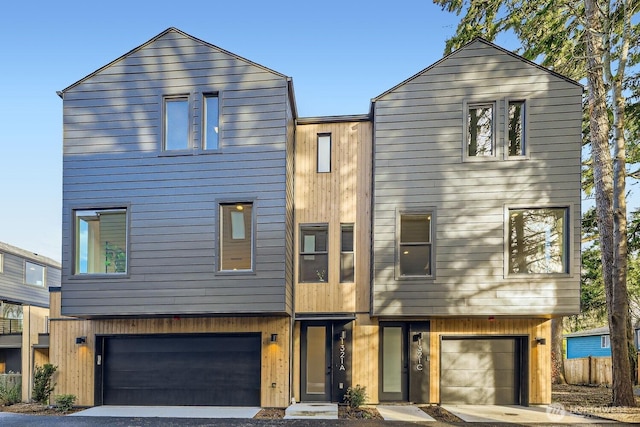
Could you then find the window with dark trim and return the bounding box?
[317,134,331,173]
[398,212,433,277]
[0,253,3,273]
[203,93,219,150]
[340,224,354,283]
[601,335,610,349]
[25,261,46,286]
[299,225,328,282]
[219,203,253,272]
[467,103,494,157]
[508,207,568,274]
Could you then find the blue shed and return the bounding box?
[565,326,612,359]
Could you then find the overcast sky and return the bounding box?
[0,1,526,262]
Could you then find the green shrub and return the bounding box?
[0,380,21,405]
[54,394,76,413]
[343,384,367,408]
[32,364,57,404]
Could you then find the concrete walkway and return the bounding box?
[283,403,338,419]
[442,404,612,423]
[377,405,435,422]
[71,405,261,418]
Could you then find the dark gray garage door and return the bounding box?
[440,338,516,404]
[101,334,261,406]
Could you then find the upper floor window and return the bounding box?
[25,261,46,286]
[507,100,526,156]
[203,94,219,150]
[74,208,128,275]
[467,103,494,157]
[317,134,331,173]
[299,224,328,282]
[219,203,253,272]
[0,253,3,273]
[508,207,568,274]
[398,211,434,278]
[340,224,354,283]
[601,335,610,349]
[163,96,189,151]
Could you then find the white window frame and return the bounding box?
[601,335,610,349]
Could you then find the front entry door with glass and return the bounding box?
[300,322,351,402]
[380,322,430,402]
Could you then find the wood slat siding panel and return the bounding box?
[372,40,581,317]
[0,250,59,307]
[21,305,50,401]
[294,122,372,313]
[61,30,291,317]
[429,318,551,404]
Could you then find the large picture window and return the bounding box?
[508,207,568,274]
[74,208,127,274]
[398,212,433,277]
[219,203,253,271]
[299,225,328,282]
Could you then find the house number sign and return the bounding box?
[339,333,346,371]
[416,336,424,371]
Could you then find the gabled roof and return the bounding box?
[0,241,61,268]
[564,326,610,338]
[58,27,291,96]
[372,37,582,103]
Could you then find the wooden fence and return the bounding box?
[564,356,612,385]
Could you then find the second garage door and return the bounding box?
[440,338,519,405]
[100,334,261,406]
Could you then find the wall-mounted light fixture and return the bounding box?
[75,336,87,345]
[412,332,423,342]
[535,337,546,345]
[340,330,347,339]
[270,333,278,343]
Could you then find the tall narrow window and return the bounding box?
[164,96,189,151]
[467,103,494,156]
[398,213,433,277]
[508,100,525,156]
[74,209,128,274]
[299,225,328,282]
[340,224,354,283]
[601,335,610,349]
[25,262,45,286]
[204,94,219,150]
[0,253,3,273]
[317,134,331,173]
[220,203,253,271]
[508,207,567,274]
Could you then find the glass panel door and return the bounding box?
[301,323,331,401]
[380,324,408,401]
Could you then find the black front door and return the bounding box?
[301,323,331,401]
[380,322,430,402]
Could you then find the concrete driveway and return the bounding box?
[442,404,614,423]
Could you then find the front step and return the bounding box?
[284,403,338,419]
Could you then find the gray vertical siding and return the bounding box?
[61,29,292,317]
[0,243,59,308]
[372,40,582,316]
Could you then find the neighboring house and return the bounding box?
[50,28,582,408]
[0,241,60,401]
[565,326,640,359]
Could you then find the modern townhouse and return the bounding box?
[0,241,59,401]
[50,28,581,408]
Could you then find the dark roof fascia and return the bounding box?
[564,326,610,338]
[297,114,371,125]
[372,37,582,103]
[58,27,290,97]
[287,78,298,120]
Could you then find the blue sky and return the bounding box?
[0,1,524,262]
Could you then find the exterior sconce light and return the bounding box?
[75,336,87,345]
[412,333,423,342]
[270,334,278,343]
[535,337,546,345]
[340,330,347,339]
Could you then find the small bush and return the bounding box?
[0,381,21,405]
[54,394,76,413]
[343,384,367,408]
[32,364,57,404]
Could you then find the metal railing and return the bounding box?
[0,318,23,334]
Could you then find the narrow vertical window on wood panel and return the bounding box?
[340,224,354,283]
[317,134,331,173]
